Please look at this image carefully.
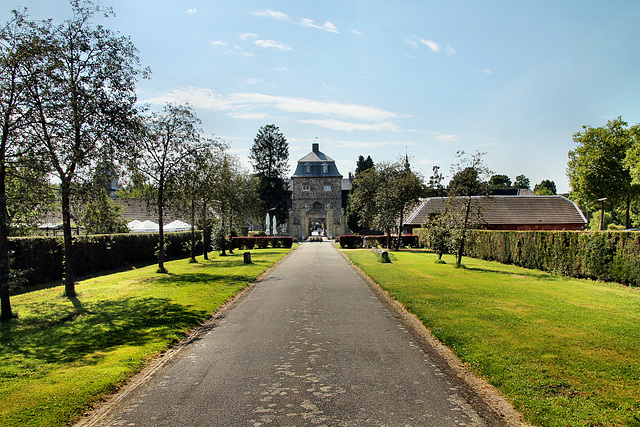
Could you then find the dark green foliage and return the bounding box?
[513,174,530,189]
[8,231,202,289]
[230,237,293,250]
[337,234,419,249]
[250,124,290,224]
[534,180,557,195]
[488,174,512,189]
[446,229,640,286]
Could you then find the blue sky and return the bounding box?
[4,1,640,193]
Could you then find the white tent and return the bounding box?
[129,220,159,233]
[126,220,142,231]
[165,220,191,232]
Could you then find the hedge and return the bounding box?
[9,231,202,289]
[230,236,293,250]
[415,229,640,286]
[337,234,420,249]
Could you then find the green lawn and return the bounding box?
[0,248,293,427]
[344,249,640,427]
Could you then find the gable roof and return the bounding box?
[405,195,587,228]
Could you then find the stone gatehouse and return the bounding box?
[288,143,350,239]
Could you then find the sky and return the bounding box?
[3,1,640,193]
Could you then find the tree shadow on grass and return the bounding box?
[153,272,256,286]
[0,296,208,366]
[461,265,557,281]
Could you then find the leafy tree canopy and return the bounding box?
[534,180,557,195]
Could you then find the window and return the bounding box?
[304,163,311,174]
[322,163,329,174]
[325,203,330,210]
[302,184,310,191]
[304,203,309,211]
[324,185,331,191]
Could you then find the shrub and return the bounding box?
[9,231,201,289]
[463,230,640,286]
[338,235,364,249]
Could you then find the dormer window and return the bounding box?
[321,163,329,174]
[304,163,311,174]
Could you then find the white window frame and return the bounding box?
[324,185,331,192]
[302,184,310,191]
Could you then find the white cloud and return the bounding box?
[464,62,493,74]
[185,8,197,15]
[298,119,400,132]
[245,78,262,85]
[251,9,339,34]
[239,33,258,40]
[142,88,399,123]
[446,45,456,55]
[253,39,292,51]
[210,40,228,47]
[418,38,440,52]
[404,38,419,49]
[435,133,460,142]
[229,112,268,120]
[300,18,339,34]
[352,29,364,37]
[250,9,290,21]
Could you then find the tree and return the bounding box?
[355,155,374,175]
[421,211,455,261]
[349,158,426,249]
[534,180,557,195]
[346,155,375,233]
[80,190,127,234]
[249,124,289,225]
[567,117,637,228]
[426,165,446,197]
[489,174,511,189]
[134,103,206,273]
[513,174,530,189]
[447,151,492,267]
[25,0,146,297]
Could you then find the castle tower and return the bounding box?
[289,143,348,239]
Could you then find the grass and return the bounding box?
[344,249,640,427]
[0,247,293,427]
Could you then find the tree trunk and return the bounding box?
[190,200,196,263]
[456,197,472,267]
[625,195,631,229]
[157,187,166,273]
[0,155,13,321]
[203,226,210,260]
[61,180,76,297]
[385,229,391,249]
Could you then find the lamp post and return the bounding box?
[597,197,607,231]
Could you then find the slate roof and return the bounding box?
[404,195,587,228]
[292,143,343,178]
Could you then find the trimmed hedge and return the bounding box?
[9,231,202,288]
[231,236,293,250]
[337,234,420,249]
[417,229,640,286]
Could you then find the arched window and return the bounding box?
[313,202,322,211]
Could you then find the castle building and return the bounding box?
[288,143,350,239]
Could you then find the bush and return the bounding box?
[9,231,202,289]
[338,235,364,249]
[461,230,640,286]
[230,236,293,250]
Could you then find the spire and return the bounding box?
[404,147,410,171]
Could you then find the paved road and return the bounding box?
[97,242,488,426]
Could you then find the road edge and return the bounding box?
[74,247,298,427]
[336,246,532,427]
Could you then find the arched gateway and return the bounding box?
[288,143,349,239]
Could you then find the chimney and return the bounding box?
[312,143,319,153]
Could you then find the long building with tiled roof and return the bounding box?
[403,195,587,232]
